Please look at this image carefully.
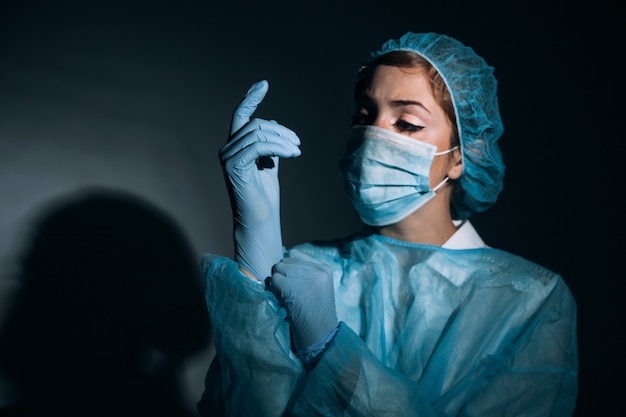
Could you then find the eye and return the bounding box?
[394,120,423,133]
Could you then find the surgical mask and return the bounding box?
[339,125,458,226]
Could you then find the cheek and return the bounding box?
[428,157,452,188]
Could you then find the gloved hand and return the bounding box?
[220,80,301,281]
[268,249,339,361]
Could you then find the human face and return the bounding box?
[352,64,460,187]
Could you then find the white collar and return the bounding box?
[442,220,488,249]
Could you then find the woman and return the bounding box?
[199,32,578,416]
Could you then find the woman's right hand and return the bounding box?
[220,80,301,282]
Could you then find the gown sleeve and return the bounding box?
[197,253,304,417]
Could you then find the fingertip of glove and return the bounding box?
[247,80,269,96]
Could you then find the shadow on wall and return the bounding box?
[0,187,211,417]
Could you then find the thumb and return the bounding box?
[229,80,269,136]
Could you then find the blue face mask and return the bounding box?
[339,125,458,226]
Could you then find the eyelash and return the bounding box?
[394,120,422,133]
[351,113,423,133]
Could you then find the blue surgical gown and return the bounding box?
[198,231,578,417]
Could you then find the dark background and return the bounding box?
[0,0,620,415]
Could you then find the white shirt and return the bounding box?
[442,220,488,249]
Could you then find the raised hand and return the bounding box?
[220,80,301,281]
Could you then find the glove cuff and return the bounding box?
[296,324,339,366]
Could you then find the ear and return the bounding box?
[447,149,463,180]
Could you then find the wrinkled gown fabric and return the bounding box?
[198,231,578,417]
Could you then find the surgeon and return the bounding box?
[198,32,578,416]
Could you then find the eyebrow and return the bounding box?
[390,100,431,114]
[356,94,432,115]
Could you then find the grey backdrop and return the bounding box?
[0,1,620,415]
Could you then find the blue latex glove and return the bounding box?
[268,249,339,363]
[220,80,301,281]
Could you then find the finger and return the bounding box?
[225,141,301,169]
[286,250,332,275]
[267,270,289,298]
[221,130,301,163]
[287,248,316,262]
[221,118,301,160]
[267,274,299,301]
[230,80,269,136]
[272,257,322,279]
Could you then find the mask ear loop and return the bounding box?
[432,176,450,192]
[433,145,460,156]
[431,145,460,192]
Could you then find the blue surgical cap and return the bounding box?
[369,32,505,219]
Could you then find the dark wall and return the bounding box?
[0,1,620,415]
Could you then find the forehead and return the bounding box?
[363,65,439,106]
